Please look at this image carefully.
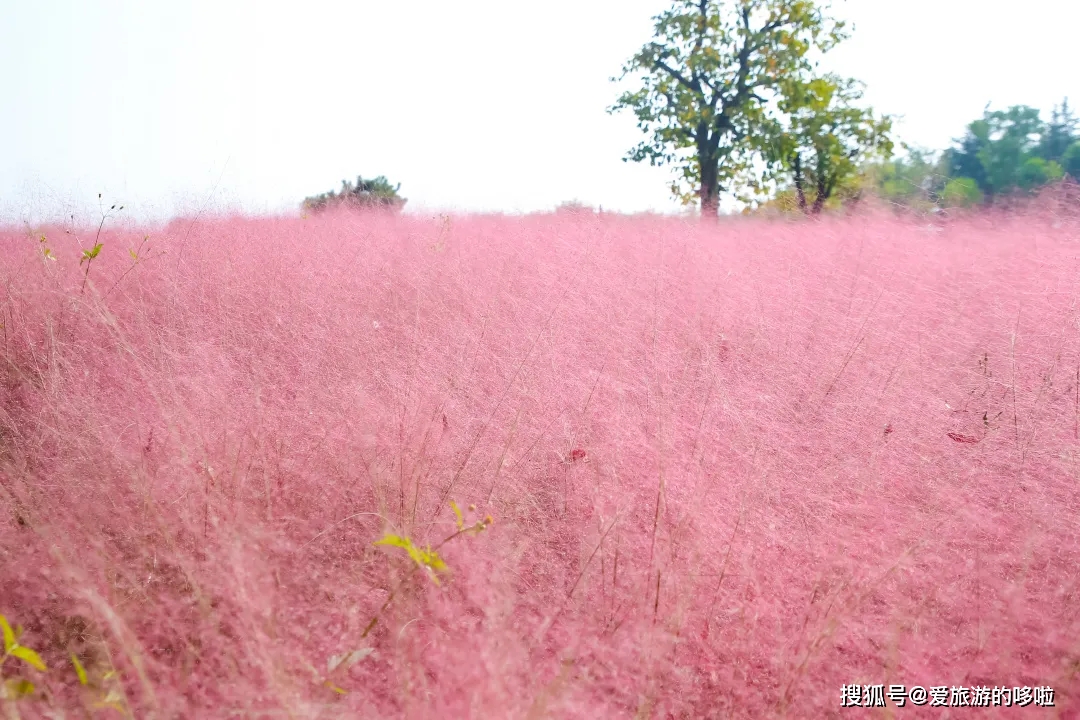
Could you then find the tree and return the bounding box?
[302,175,407,213]
[940,177,983,208]
[945,105,1047,199]
[946,116,990,192]
[1039,98,1077,164]
[609,0,848,218]
[1017,157,1063,191]
[862,145,949,211]
[1063,142,1080,181]
[765,74,893,214]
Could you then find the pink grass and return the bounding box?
[1,206,1078,717]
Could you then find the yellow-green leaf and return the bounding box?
[324,680,348,694]
[411,543,445,571]
[0,614,14,652]
[11,645,46,671]
[374,533,448,583]
[71,653,88,685]
[2,678,34,699]
[374,533,409,550]
[450,500,464,530]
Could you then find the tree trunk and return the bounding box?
[699,150,720,219]
[792,153,808,213]
[811,172,828,215]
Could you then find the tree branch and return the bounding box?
[689,0,708,92]
[746,10,790,57]
[654,58,698,94]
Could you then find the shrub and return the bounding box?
[1017,157,1064,191]
[555,200,594,215]
[302,175,407,214]
[941,176,983,207]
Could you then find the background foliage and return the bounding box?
[302,175,407,214]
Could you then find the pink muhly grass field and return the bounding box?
[1,206,1078,717]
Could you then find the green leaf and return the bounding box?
[450,500,464,530]
[324,680,348,694]
[2,678,34,699]
[129,249,138,260]
[0,614,14,652]
[11,645,46,671]
[374,533,448,583]
[374,533,411,551]
[80,243,103,265]
[72,653,88,685]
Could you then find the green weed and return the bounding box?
[341,501,494,687]
[0,613,132,717]
[0,613,46,704]
[37,234,56,263]
[68,193,123,293]
[308,503,492,696]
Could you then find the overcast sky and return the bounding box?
[2,0,1078,223]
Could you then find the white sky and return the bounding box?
[2,0,1078,223]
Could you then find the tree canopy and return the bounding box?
[764,74,893,213]
[942,102,1073,201]
[609,0,851,217]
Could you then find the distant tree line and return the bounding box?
[610,0,1078,217]
[859,100,1080,212]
